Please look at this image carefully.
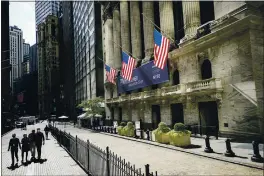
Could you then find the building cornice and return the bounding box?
[169,15,264,59]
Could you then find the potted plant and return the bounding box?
[168,123,191,147]
[123,122,135,137]
[117,122,126,136]
[153,122,171,144]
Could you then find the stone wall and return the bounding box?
[214,1,246,19]
[183,103,199,125]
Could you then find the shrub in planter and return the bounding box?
[123,122,135,137]
[117,122,127,136]
[169,123,191,147]
[153,122,171,144]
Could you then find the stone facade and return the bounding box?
[101,2,264,137]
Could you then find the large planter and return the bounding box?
[169,131,191,147]
[153,130,170,144]
[123,126,134,137]
[117,126,124,136]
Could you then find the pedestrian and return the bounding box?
[21,134,30,164]
[28,130,36,161]
[35,128,45,160]
[44,125,49,140]
[8,133,21,167]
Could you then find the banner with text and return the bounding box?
[118,61,169,93]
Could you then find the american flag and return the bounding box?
[121,51,136,81]
[154,29,170,69]
[105,64,117,84]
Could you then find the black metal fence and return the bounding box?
[50,126,157,176]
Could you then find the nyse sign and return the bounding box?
[118,61,169,93]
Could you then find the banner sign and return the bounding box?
[118,61,169,93]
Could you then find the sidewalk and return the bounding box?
[1,123,86,176]
[56,123,263,175]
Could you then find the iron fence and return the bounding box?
[49,126,157,176]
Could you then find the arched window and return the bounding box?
[201,59,212,80]
[173,70,180,85]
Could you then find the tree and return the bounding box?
[77,97,105,118]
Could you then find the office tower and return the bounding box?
[9,25,23,91]
[23,39,30,57]
[1,0,11,112]
[35,1,61,27]
[60,1,76,120]
[37,15,60,119]
[29,44,37,73]
[73,1,104,105]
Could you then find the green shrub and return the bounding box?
[123,121,135,137]
[120,122,126,127]
[153,122,171,144]
[117,126,124,135]
[174,123,186,132]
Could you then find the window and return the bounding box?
[201,59,212,80]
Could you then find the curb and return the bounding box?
[76,127,263,170]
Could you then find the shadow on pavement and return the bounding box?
[7,163,20,170]
[180,144,202,149]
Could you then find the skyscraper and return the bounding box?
[72,1,104,105]
[35,1,61,27]
[37,15,60,119]
[60,1,76,120]
[23,39,30,57]
[9,25,23,91]
[1,0,11,112]
[29,44,37,72]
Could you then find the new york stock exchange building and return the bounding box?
[101,1,264,139]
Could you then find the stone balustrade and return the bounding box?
[185,78,222,93]
[106,78,223,104]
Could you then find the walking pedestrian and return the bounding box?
[28,130,36,161]
[21,134,30,164]
[8,134,21,167]
[44,125,49,140]
[35,128,45,160]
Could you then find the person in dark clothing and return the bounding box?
[35,128,45,160]
[21,134,30,164]
[44,125,49,140]
[28,130,36,160]
[8,134,21,167]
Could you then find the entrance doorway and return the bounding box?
[198,101,219,135]
[171,103,184,127]
[201,59,212,80]
[152,105,161,129]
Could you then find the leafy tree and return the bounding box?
[77,97,105,118]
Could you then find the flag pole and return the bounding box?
[97,56,121,72]
[141,13,175,43]
[111,40,139,61]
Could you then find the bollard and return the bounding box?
[145,164,150,176]
[114,128,117,134]
[110,127,113,133]
[146,130,150,140]
[140,130,144,139]
[251,141,264,163]
[204,136,214,153]
[224,139,235,157]
[134,129,137,138]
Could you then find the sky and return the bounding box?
[9,2,36,46]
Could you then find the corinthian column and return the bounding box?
[130,1,142,59]
[159,1,175,41]
[120,1,131,53]
[105,14,113,66]
[182,1,201,40]
[113,5,121,69]
[142,2,154,62]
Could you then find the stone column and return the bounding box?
[182,1,201,40]
[159,1,175,41]
[130,1,142,59]
[113,6,121,69]
[142,2,154,63]
[105,15,114,66]
[120,1,131,53]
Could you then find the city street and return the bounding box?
[56,123,263,175]
[1,123,86,176]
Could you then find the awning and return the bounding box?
[77,113,86,119]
